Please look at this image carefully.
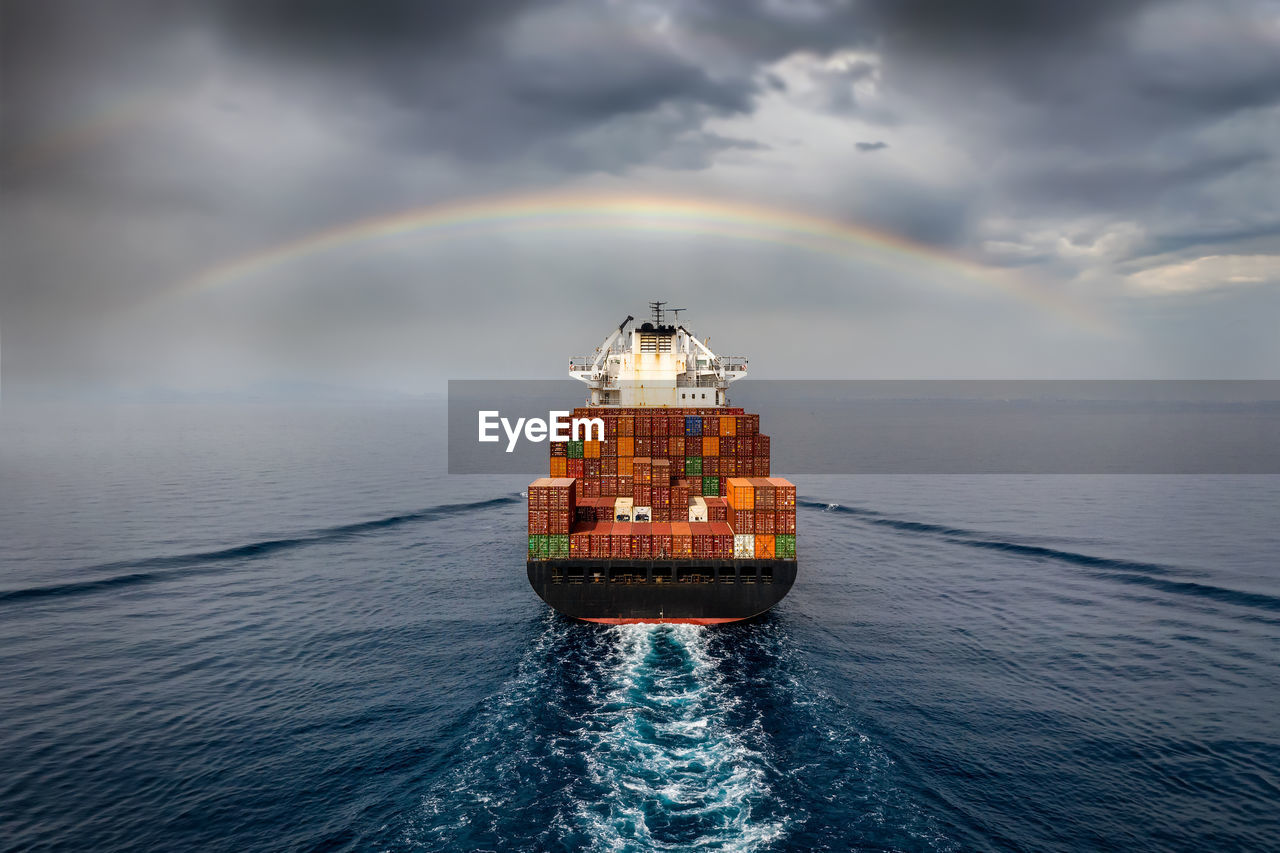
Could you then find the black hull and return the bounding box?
[527,559,797,623]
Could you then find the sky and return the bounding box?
[2,0,1279,397]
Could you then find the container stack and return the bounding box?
[527,477,577,559]
[724,477,797,559]
[529,409,794,562]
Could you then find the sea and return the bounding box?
[2,402,1277,852]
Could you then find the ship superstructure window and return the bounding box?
[638,334,672,353]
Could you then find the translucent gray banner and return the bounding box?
[448,380,1280,474]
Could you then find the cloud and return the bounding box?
[3,0,1280,393]
[1125,254,1280,293]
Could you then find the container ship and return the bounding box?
[526,303,797,624]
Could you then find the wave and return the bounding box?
[801,499,1280,614]
[0,494,521,605]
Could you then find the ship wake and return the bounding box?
[572,625,785,851]
[398,618,787,851]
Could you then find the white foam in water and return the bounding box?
[574,624,787,852]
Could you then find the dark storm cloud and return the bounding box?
[3,0,1279,393]
[203,0,763,169]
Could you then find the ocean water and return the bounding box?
[2,403,1278,852]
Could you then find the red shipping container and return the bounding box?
[635,485,652,507]
[751,478,776,511]
[570,528,591,557]
[633,524,652,559]
[652,522,672,558]
[702,416,718,435]
[711,522,734,558]
[669,436,685,457]
[633,457,652,485]
[653,417,668,437]
[612,522,632,559]
[778,511,796,534]
[730,508,754,534]
[705,496,729,523]
[768,478,796,509]
[591,522,612,558]
[618,476,633,497]
[602,476,618,496]
[672,522,693,558]
[758,510,776,535]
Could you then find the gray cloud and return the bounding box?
[2,0,1279,395]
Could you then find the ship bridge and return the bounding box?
[568,302,747,407]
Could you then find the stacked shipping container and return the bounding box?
[530,409,793,562]
[725,477,797,559]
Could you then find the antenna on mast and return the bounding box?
[667,307,686,324]
[648,300,667,325]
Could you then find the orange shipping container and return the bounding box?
[549,457,568,477]
[618,436,634,456]
[725,477,755,510]
[584,440,601,458]
[702,436,719,457]
[754,533,776,559]
[719,415,736,436]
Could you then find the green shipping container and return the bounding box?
[528,534,549,559]
[685,456,702,476]
[567,440,584,459]
[776,534,796,559]
[548,534,570,559]
[702,476,719,496]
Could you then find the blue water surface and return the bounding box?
[1,403,1277,852]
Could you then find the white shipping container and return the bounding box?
[614,497,634,522]
[633,506,652,522]
[733,534,755,559]
[688,503,708,522]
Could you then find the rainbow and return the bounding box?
[167,189,1112,332]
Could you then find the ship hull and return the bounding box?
[527,559,796,624]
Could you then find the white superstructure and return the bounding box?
[569,302,747,407]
